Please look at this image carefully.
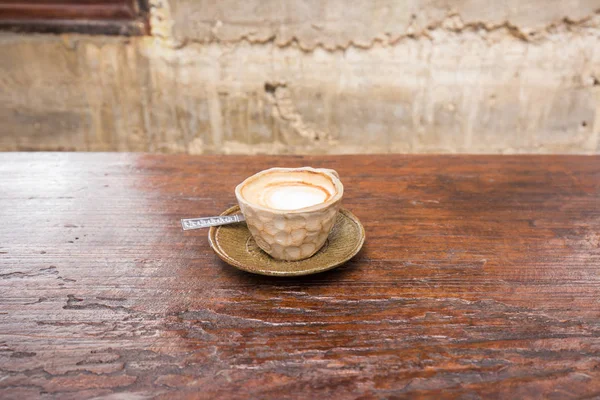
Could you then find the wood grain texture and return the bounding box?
[0,0,148,35]
[1,153,600,399]
[0,1,137,20]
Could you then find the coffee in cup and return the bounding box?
[235,167,343,261]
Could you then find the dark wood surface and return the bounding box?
[0,0,148,35]
[1,153,600,399]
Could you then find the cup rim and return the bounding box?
[235,167,344,214]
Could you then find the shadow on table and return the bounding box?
[215,256,363,286]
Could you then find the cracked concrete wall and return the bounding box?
[1,0,599,154]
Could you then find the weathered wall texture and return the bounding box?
[1,0,599,154]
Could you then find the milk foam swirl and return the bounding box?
[261,182,330,210]
[239,169,337,211]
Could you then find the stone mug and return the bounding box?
[235,167,344,261]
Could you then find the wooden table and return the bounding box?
[1,153,600,399]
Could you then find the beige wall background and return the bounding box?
[1,0,599,154]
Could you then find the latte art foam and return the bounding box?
[238,168,339,212]
[262,183,330,210]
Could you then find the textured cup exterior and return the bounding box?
[235,168,343,261]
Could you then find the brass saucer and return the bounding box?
[208,206,365,276]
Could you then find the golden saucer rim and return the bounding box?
[208,205,365,277]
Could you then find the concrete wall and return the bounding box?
[1,0,599,154]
